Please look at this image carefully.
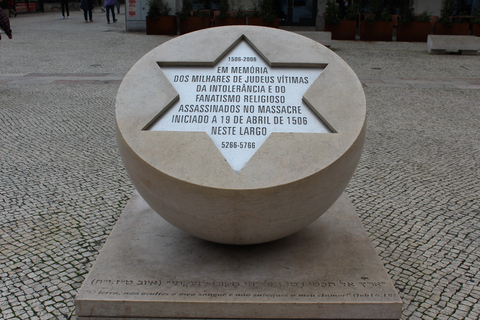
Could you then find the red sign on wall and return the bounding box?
[128,0,137,18]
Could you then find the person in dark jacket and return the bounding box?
[80,0,94,22]
[60,0,70,19]
[0,9,13,43]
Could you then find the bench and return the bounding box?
[427,35,480,55]
[296,31,332,48]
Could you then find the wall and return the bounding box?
[316,0,326,31]
[413,0,441,16]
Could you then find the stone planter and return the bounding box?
[247,17,280,28]
[325,20,357,40]
[396,21,431,42]
[472,23,480,37]
[214,16,246,27]
[434,22,470,35]
[146,16,177,35]
[360,21,393,41]
[179,16,211,34]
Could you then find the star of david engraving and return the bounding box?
[147,39,333,173]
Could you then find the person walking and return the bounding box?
[0,9,12,43]
[97,0,105,12]
[104,0,117,23]
[8,0,16,18]
[80,0,94,22]
[60,0,70,19]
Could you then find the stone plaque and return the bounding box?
[148,40,331,172]
[115,26,366,244]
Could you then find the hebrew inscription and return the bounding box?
[85,277,398,301]
[148,40,332,172]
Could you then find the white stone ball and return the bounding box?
[116,26,366,245]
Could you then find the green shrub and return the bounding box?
[147,0,171,19]
[416,10,431,23]
[325,0,340,25]
[218,0,230,20]
[439,0,455,24]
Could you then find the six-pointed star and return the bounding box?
[148,39,333,172]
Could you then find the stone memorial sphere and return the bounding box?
[115,26,366,245]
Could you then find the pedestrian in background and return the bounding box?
[0,9,12,43]
[60,0,70,19]
[97,0,105,12]
[104,0,116,24]
[8,0,16,17]
[80,0,94,22]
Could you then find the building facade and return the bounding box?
[125,0,478,31]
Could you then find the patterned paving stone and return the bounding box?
[0,83,134,319]
[346,87,480,319]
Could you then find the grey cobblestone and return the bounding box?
[1,9,479,320]
[346,85,480,319]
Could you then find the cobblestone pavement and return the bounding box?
[1,10,479,320]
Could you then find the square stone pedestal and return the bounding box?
[75,192,402,319]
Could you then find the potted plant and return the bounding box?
[146,0,177,35]
[177,0,211,34]
[247,0,279,28]
[247,3,262,25]
[359,0,393,41]
[232,2,250,24]
[396,2,432,42]
[435,0,470,35]
[324,0,357,40]
[214,0,246,26]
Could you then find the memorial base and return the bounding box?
[75,192,402,319]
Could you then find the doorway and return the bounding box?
[279,0,317,26]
